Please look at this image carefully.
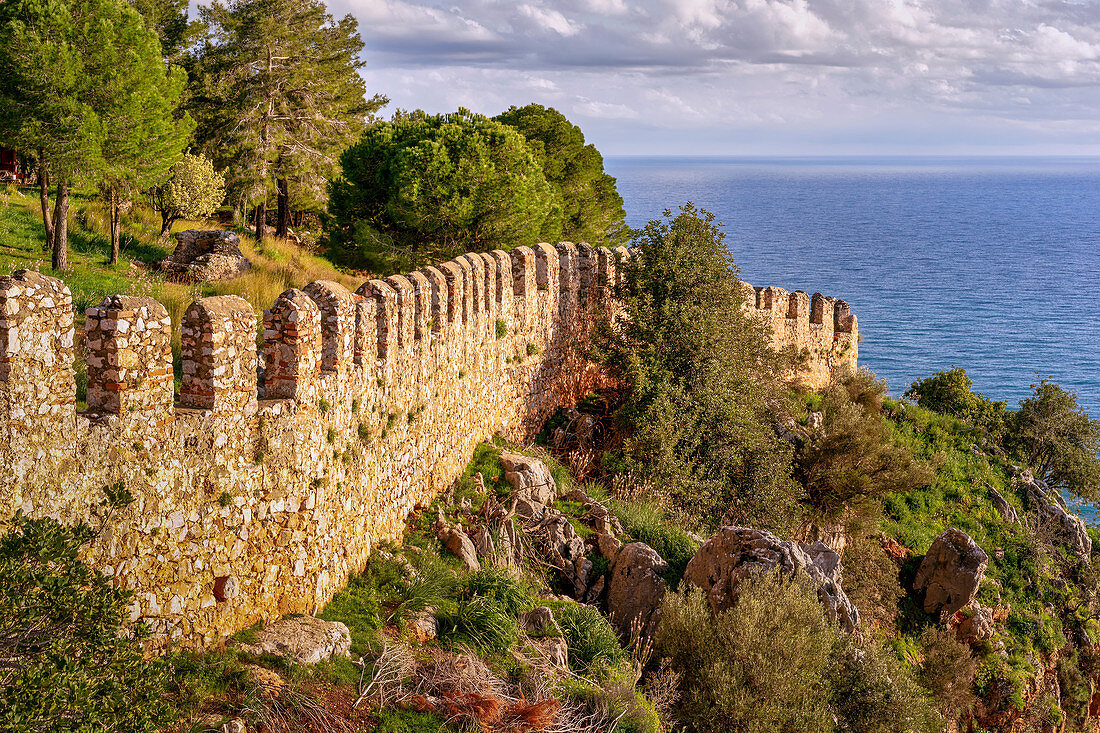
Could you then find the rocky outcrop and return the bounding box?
[914,528,988,617]
[536,514,592,598]
[434,510,481,571]
[988,487,1019,525]
[500,452,557,506]
[160,230,251,282]
[607,542,668,639]
[953,601,995,644]
[683,526,860,632]
[1013,468,1092,560]
[239,616,351,665]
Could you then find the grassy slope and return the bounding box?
[0,184,359,339]
[881,398,1098,721]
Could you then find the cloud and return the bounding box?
[341,0,1100,153]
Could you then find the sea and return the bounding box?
[607,156,1100,518]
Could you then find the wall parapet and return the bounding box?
[0,249,856,647]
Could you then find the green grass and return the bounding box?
[610,499,698,586]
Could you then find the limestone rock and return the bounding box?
[1014,468,1091,560]
[538,514,591,598]
[520,606,562,637]
[160,230,251,282]
[607,542,668,639]
[914,528,988,617]
[954,602,995,644]
[988,488,1019,525]
[597,532,622,564]
[438,524,480,572]
[222,718,247,733]
[500,452,557,505]
[240,616,351,665]
[683,526,860,633]
[408,612,439,643]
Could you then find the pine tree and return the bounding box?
[126,0,204,63]
[193,0,386,241]
[0,0,190,269]
[95,2,193,262]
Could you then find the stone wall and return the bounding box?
[0,245,856,649]
[743,283,859,389]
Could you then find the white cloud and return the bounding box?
[343,0,1100,153]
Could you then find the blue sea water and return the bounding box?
[606,156,1100,417]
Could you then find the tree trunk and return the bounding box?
[159,209,178,242]
[253,200,266,241]
[52,181,69,271]
[37,156,53,246]
[275,178,289,240]
[109,187,120,265]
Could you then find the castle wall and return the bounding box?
[745,283,859,389]
[0,246,856,648]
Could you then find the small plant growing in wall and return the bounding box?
[377,376,385,388]
[351,399,360,414]
[327,427,337,444]
[459,369,466,379]
[386,412,397,430]
[319,398,331,414]
[526,343,540,357]
[358,422,372,443]
[495,319,508,340]
[217,491,232,508]
[253,449,265,465]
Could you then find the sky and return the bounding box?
[309,1,1100,155]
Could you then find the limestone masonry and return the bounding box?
[0,243,857,648]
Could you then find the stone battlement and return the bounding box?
[0,244,855,648]
[743,283,859,389]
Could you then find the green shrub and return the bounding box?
[610,499,697,585]
[463,567,536,616]
[0,513,172,731]
[842,533,905,629]
[656,571,836,733]
[495,319,508,339]
[905,366,1007,438]
[551,601,625,673]
[597,204,803,533]
[829,636,942,733]
[439,596,518,656]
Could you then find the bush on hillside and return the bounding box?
[551,601,626,673]
[0,512,171,731]
[798,371,933,520]
[656,571,836,733]
[1008,378,1100,503]
[597,204,802,533]
[905,366,1007,439]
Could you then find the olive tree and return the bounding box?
[150,152,226,239]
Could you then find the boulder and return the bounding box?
[607,542,669,639]
[434,510,481,571]
[160,230,251,282]
[520,606,562,637]
[683,526,860,633]
[954,601,995,644]
[537,514,592,598]
[239,616,351,665]
[988,487,1019,525]
[408,611,439,643]
[500,452,557,505]
[1014,468,1092,560]
[914,528,988,617]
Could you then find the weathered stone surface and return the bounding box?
[597,532,622,564]
[500,452,557,505]
[161,230,251,282]
[989,487,1019,525]
[0,258,856,649]
[408,612,439,643]
[954,601,995,644]
[1014,468,1092,560]
[537,514,591,599]
[684,526,861,633]
[607,542,668,639]
[520,606,561,637]
[240,616,351,665]
[914,528,988,617]
[434,514,481,572]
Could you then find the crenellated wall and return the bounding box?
[742,283,859,389]
[0,243,856,648]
